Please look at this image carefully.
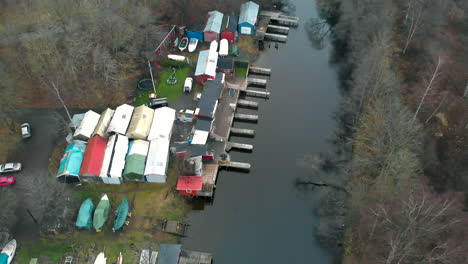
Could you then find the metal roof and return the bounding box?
[195,49,218,77]
[222,15,239,32]
[239,1,259,26]
[203,11,224,33]
[156,244,182,264]
[217,57,234,70]
[80,135,108,176]
[195,119,212,132]
[198,73,225,117]
[176,176,203,190]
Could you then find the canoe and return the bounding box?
[0,239,16,264]
[113,197,129,232]
[93,194,110,231]
[76,198,95,229]
[117,252,123,264]
[188,38,198,52]
[94,252,107,264]
[178,37,188,51]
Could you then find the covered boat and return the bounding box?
[188,38,198,52]
[73,110,101,140]
[178,37,188,51]
[94,252,107,264]
[219,39,229,56]
[93,194,110,231]
[76,198,95,229]
[167,54,186,62]
[106,104,134,135]
[113,197,129,232]
[123,140,149,181]
[0,239,16,264]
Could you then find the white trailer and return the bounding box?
[107,104,134,135]
[100,134,129,184]
[73,110,101,140]
[147,107,176,141]
[144,139,170,183]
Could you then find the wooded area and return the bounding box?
[308,0,468,263]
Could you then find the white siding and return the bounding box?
[147,107,176,141]
[107,104,134,135]
[144,139,170,183]
[100,134,128,184]
[73,110,101,140]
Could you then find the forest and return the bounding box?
[309,0,468,263]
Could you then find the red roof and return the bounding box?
[79,135,108,176]
[176,176,203,190]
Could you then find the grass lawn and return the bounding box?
[134,67,190,106]
[235,65,248,78]
[17,163,189,264]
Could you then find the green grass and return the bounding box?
[235,66,248,78]
[134,67,190,106]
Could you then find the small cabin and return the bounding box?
[217,57,234,78]
[203,11,224,42]
[238,1,259,35]
[176,176,204,196]
[194,50,218,86]
[79,135,108,183]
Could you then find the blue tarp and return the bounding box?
[57,140,86,177]
[76,198,95,229]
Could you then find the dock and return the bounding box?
[226,142,254,151]
[267,24,290,34]
[249,66,272,76]
[264,32,288,42]
[230,127,255,136]
[234,113,258,121]
[219,161,251,170]
[260,11,300,27]
[247,77,268,86]
[242,89,270,98]
[237,99,259,108]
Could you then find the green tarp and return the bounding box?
[231,45,239,56]
[93,194,110,231]
[123,154,146,181]
[76,198,95,229]
[113,197,129,231]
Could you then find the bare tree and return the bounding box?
[412,56,442,122]
[402,0,426,54]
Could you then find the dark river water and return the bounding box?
[183,0,340,262]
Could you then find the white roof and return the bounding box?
[107,104,134,135]
[93,108,115,137]
[209,40,218,53]
[191,130,209,145]
[73,110,101,139]
[194,49,218,78]
[128,140,149,156]
[144,139,170,177]
[219,39,229,56]
[100,134,128,179]
[126,105,154,140]
[147,107,176,141]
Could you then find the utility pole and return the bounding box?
[148,60,157,95]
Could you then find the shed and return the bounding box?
[100,134,128,184]
[73,110,101,140]
[156,244,182,264]
[57,140,86,183]
[194,49,218,85]
[144,139,170,183]
[177,176,203,196]
[191,130,209,145]
[79,135,108,183]
[93,108,115,138]
[186,23,204,42]
[123,140,149,181]
[221,15,239,43]
[107,104,134,135]
[238,1,259,35]
[217,57,234,78]
[196,73,225,119]
[203,11,224,42]
[126,105,154,140]
[147,107,176,141]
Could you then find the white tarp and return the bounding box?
[144,139,170,183]
[100,134,128,184]
[93,108,115,137]
[73,110,101,140]
[128,140,149,156]
[219,39,229,56]
[147,107,176,141]
[107,104,134,135]
[126,105,154,140]
[191,130,209,145]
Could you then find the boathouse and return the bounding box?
[238,1,259,35]
[57,140,87,183]
[79,135,108,183]
[176,176,204,196]
[194,49,218,85]
[100,134,128,184]
[203,11,224,42]
[93,108,114,138]
[73,110,100,141]
[123,140,149,182]
[156,244,213,264]
[147,106,176,141]
[106,104,134,135]
[221,15,239,43]
[126,105,154,140]
[144,138,170,183]
[196,73,225,119]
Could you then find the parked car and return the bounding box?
[0,163,22,173]
[183,77,193,93]
[0,176,15,186]
[21,123,31,138]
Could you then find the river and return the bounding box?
[183,0,340,262]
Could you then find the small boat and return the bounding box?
[188,38,198,52]
[94,252,106,264]
[178,37,188,51]
[209,40,218,53]
[93,194,110,232]
[113,197,129,232]
[76,198,95,230]
[117,252,123,264]
[219,39,229,56]
[167,54,186,62]
[0,239,16,264]
[139,249,150,264]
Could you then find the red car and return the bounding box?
[0,176,15,186]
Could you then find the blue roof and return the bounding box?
[57,141,86,177]
[239,1,259,26]
[156,244,182,264]
[204,11,224,33]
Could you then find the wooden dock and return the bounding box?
[249,66,272,76]
[267,24,290,34]
[243,89,270,98]
[226,142,254,151]
[219,161,251,170]
[259,11,300,27]
[230,127,255,136]
[237,99,259,108]
[247,77,268,86]
[234,113,259,121]
[264,32,288,42]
